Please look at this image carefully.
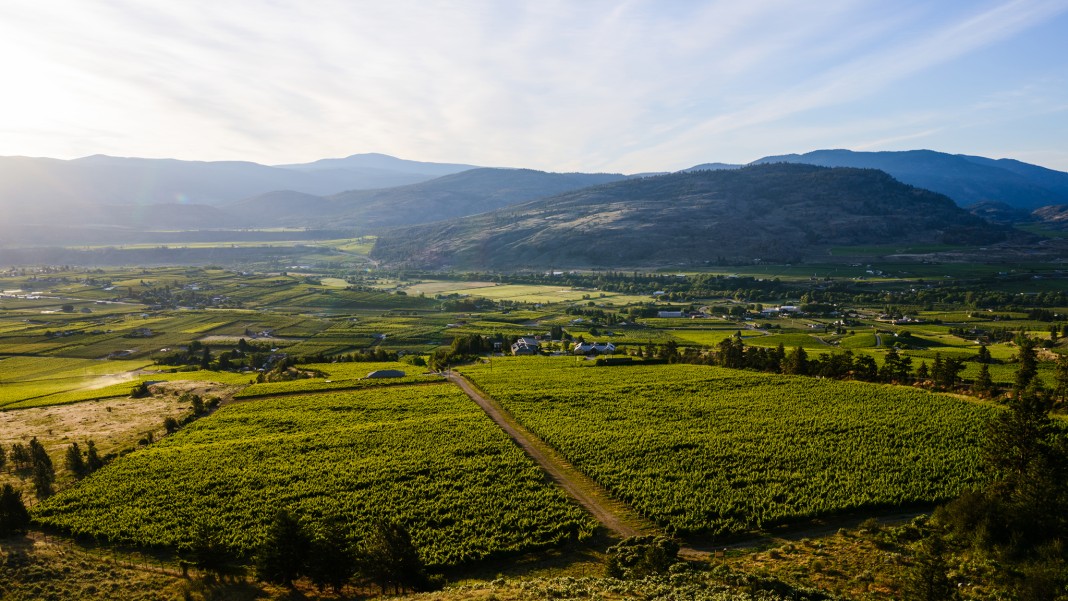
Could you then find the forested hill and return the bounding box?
[370,163,1014,269]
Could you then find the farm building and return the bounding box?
[657,311,684,318]
[511,337,540,355]
[365,369,405,379]
[572,341,616,355]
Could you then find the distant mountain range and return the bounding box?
[2,149,1067,254]
[226,169,626,230]
[0,153,475,212]
[370,164,1016,269]
[739,149,1068,211]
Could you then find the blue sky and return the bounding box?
[1,0,1066,173]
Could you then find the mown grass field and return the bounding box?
[459,358,991,538]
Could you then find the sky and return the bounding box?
[1,0,1066,173]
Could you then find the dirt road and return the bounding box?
[447,372,653,539]
[447,371,930,559]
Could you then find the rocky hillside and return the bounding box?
[371,164,1014,269]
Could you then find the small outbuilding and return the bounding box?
[365,369,406,379]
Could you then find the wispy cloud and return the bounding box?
[0,0,1065,171]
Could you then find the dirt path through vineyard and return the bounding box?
[446,372,655,539]
[448,371,928,560]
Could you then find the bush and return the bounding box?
[605,536,681,579]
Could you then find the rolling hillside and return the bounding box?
[370,163,1014,269]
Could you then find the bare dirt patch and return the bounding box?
[0,380,236,502]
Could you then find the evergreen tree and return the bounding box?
[0,444,6,473]
[976,344,991,364]
[931,354,944,388]
[1054,354,1068,406]
[902,534,957,601]
[28,437,54,498]
[973,363,994,398]
[853,355,878,381]
[916,361,930,381]
[255,509,310,586]
[85,440,103,472]
[10,443,29,471]
[944,381,1068,555]
[64,442,86,478]
[306,520,357,593]
[359,519,428,594]
[1014,338,1038,393]
[783,346,808,376]
[0,483,31,536]
[772,342,786,372]
[182,517,231,577]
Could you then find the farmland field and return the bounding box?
[459,358,991,537]
[0,356,152,409]
[33,384,596,566]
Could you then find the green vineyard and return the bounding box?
[459,358,994,537]
[33,384,596,566]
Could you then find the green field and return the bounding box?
[459,358,991,537]
[33,384,595,566]
[0,356,152,409]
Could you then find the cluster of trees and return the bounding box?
[2,437,56,498]
[156,339,274,371]
[183,511,439,594]
[63,440,104,480]
[1,438,109,500]
[429,334,506,370]
[637,335,1068,402]
[406,268,1068,311]
[914,381,1068,598]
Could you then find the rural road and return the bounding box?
[446,371,652,539]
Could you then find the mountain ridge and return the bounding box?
[370,164,1017,270]
[747,149,1068,210]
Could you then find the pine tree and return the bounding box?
[902,534,956,601]
[973,363,994,398]
[783,346,808,376]
[10,443,29,471]
[85,440,104,472]
[360,519,428,594]
[64,442,86,478]
[1015,338,1038,393]
[28,437,54,498]
[306,519,357,593]
[255,509,310,586]
[1054,355,1068,406]
[0,483,31,536]
[182,517,231,576]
